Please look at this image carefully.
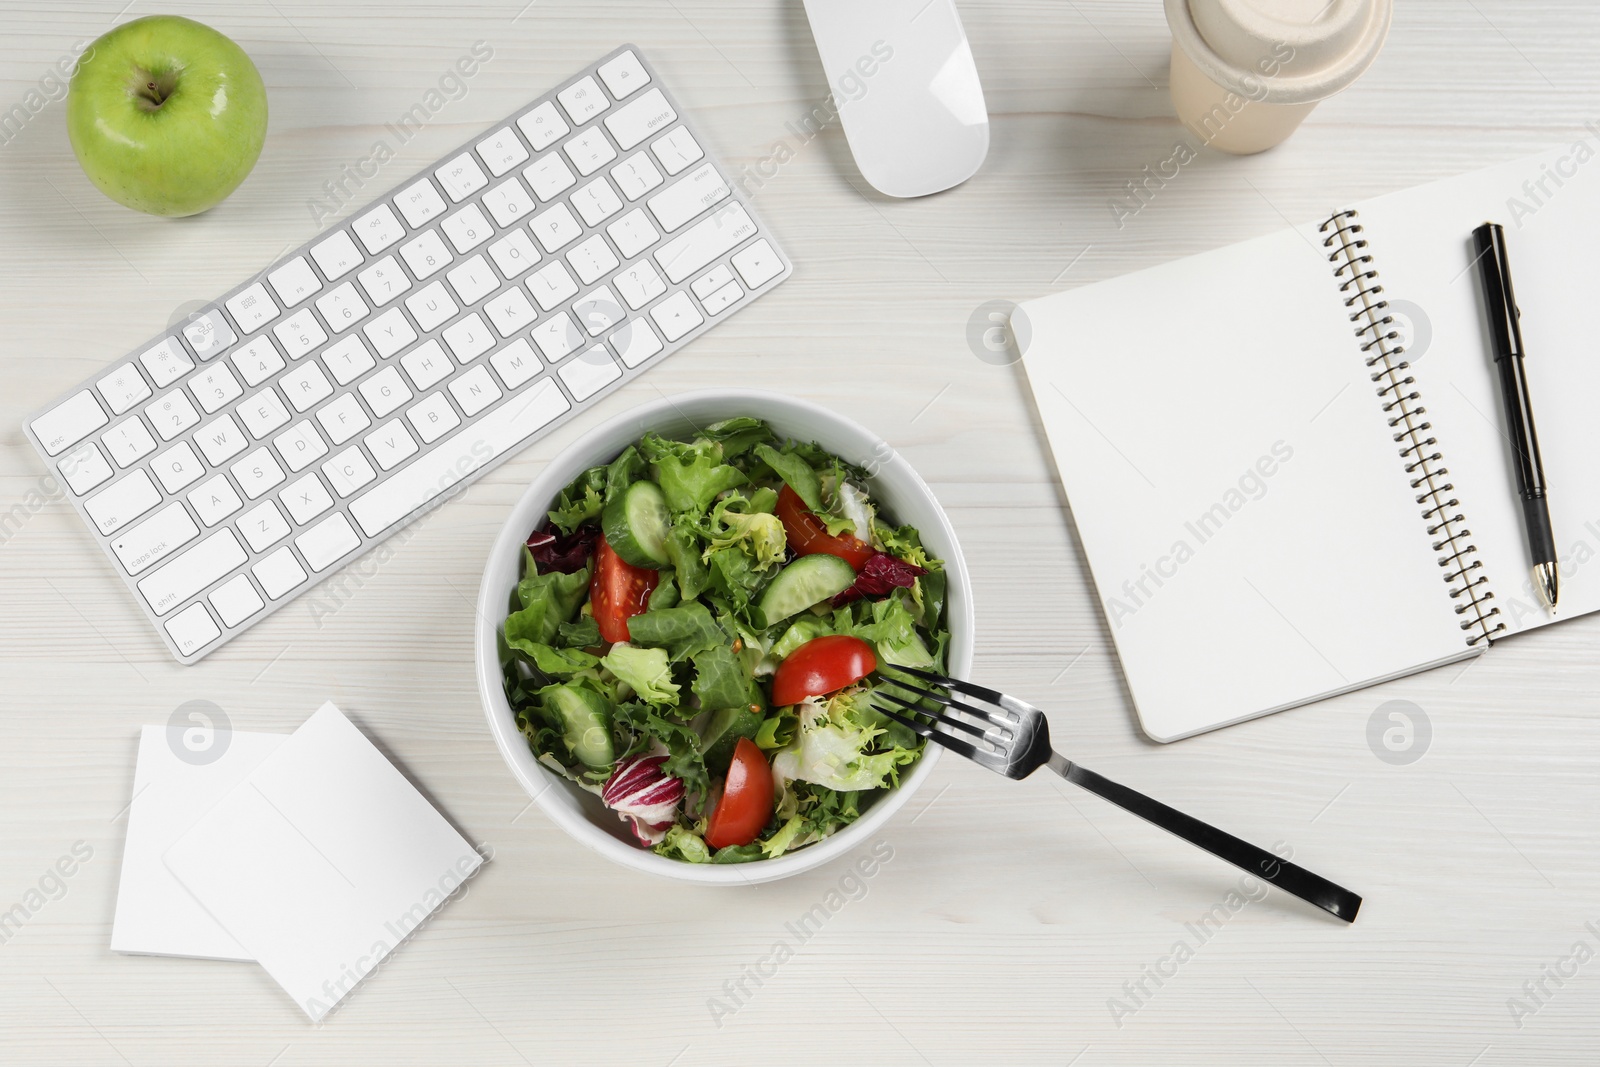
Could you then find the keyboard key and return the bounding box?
[365,419,418,471]
[101,418,157,468]
[151,441,205,493]
[316,282,371,333]
[252,546,308,599]
[484,287,537,337]
[731,238,784,289]
[482,177,535,227]
[573,177,624,228]
[692,264,735,299]
[311,230,363,280]
[137,529,247,616]
[655,202,758,283]
[237,387,291,439]
[239,499,291,552]
[448,365,503,417]
[530,203,583,253]
[445,255,499,306]
[650,290,705,342]
[557,75,609,125]
[399,229,453,280]
[209,573,264,627]
[702,280,743,315]
[360,366,414,419]
[400,339,452,391]
[597,49,650,99]
[231,337,285,387]
[225,283,279,334]
[272,420,329,472]
[165,602,221,656]
[296,513,361,572]
[364,307,419,359]
[32,390,108,455]
[476,127,530,177]
[649,162,730,232]
[516,101,569,151]
[487,230,541,280]
[532,312,584,363]
[182,311,236,361]
[86,469,161,535]
[393,179,446,229]
[443,313,496,363]
[231,446,286,500]
[564,126,617,176]
[489,338,541,390]
[194,414,249,466]
[279,472,334,525]
[97,363,152,415]
[573,285,625,335]
[112,501,198,575]
[611,152,664,201]
[559,344,623,401]
[613,258,667,309]
[146,390,202,441]
[273,307,329,360]
[349,378,570,537]
[315,392,372,445]
[323,447,376,498]
[566,234,619,286]
[405,281,459,332]
[322,335,375,386]
[281,361,334,412]
[191,363,243,414]
[650,125,703,176]
[57,441,113,495]
[528,261,578,311]
[524,154,577,201]
[356,203,408,252]
[358,255,412,306]
[611,319,664,368]
[436,153,489,202]
[605,88,676,151]
[188,474,244,527]
[139,339,193,389]
[267,256,323,307]
[440,204,493,253]
[406,391,461,443]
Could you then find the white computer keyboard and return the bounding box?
[24,46,792,665]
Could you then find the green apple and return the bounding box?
[67,15,267,217]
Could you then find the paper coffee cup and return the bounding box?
[1164,0,1392,154]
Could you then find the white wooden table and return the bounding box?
[4,2,1598,1063]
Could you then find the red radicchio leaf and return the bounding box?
[526,525,600,575]
[602,754,686,847]
[831,551,928,607]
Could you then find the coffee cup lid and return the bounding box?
[1166,0,1392,105]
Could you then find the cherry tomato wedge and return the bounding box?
[771,635,877,707]
[705,738,775,849]
[775,485,875,571]
[591,536,658,643]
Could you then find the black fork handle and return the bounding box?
[1054,758,1362,923]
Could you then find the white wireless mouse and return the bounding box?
[801,0,989,198]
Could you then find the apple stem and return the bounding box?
[131,67,178,110]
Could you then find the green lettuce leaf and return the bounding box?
[691,643,753,712]
[752,442,822,511]
[696,494,787,570]
[626,602,726,662]
[547,466,606,534]
[506,563,591,647]
[602,643,680,705]
[664,523,711,602]
[640,432,748,514]
[614,701,708,798]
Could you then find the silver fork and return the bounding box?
[875,666,1362,923]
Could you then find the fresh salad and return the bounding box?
[498,416,950,863]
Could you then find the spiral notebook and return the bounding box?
[1018,145,1600,741]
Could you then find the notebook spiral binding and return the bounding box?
[1319,210,1507,647]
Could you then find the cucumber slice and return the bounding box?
[603,480,672,568]
[758,554,856,626]
[544,684,614,769]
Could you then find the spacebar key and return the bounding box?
[348,377,571,538]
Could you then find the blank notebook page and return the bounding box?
[1020,225,1473,742]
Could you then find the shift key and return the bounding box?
[654,202,757,284]
[137,529,248,616]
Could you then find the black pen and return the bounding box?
[1472,221,1558,612]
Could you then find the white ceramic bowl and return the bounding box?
[475,390,974,885]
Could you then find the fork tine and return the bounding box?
[875,689,991,739]
[875,672,1013,728]
[871,702,991,763]
[882,664,1009,706]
